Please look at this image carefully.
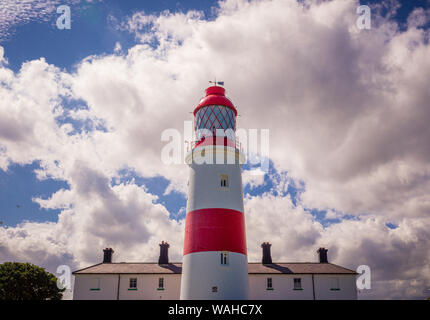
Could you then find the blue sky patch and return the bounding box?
[386,222,398,229]
[0,0,220,73]
[0,162,69,227]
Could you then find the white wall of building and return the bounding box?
[249,274,357,300]
[73,273,356,300]
[180,252,249,300]
[73,274,181,300]
[249,274,314,300]
[313,274,357,300]
[73,274,119,300]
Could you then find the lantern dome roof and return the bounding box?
[194,86,237,116]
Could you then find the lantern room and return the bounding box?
[193,86,238,143]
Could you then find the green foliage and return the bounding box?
[0,262,65,300]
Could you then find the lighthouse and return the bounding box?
[180,84,249,300]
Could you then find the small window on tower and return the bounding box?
[220,174,229,187]
[220,252,229,265]
[212,286,218,293]
[158,277,164,290]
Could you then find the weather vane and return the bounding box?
[209,78,224,86]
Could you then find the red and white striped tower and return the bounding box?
[180,85,248,300]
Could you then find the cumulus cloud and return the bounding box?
[242,168,266,189]
[118,9,205,47]
[0,163,185,270]
[0,0,429,299]
[407,7,430,28]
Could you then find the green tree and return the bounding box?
[0,262,65,300]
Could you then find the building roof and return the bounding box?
[73,263,182,275]
[247,263,357,274]
[73,262,357,275]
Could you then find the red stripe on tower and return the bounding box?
[183,208,247,255]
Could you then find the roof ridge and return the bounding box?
[72,262,104,274]
[73,262,357,275]
[326,262,358,274]
[75,262,345,267]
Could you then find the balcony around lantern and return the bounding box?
[186,135,243,153]
[184,134,246,166]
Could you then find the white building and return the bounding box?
[72,244,357,300]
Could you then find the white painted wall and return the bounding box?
[249,274,314,300]
[74,273,357,300]
[73,274,181,300]
[73,274,119,300]
[186,146,244,213]
[119,274,181,300]
[313,274,357,300]
[180,252,249,300]
[249,274,357,300]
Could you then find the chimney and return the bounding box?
[103,248,114,263]
[158,241,170,265]
[261,242,272,264]
[317,247,328,263]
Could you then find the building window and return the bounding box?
[267,278,273,290]
[158,277,164,290]
[90,278,100,291]
[212,286,218,293]
[330,277,340,291]
[129,278,137,289]
[220,252,229,265]
[220,174,229,187]
[294,278,302,290]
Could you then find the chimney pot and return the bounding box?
[159,241,170,265]
[103,248,114,263]
[317,247,328,263]
[261,242,272,264]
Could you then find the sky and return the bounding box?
[0,0,430,300]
